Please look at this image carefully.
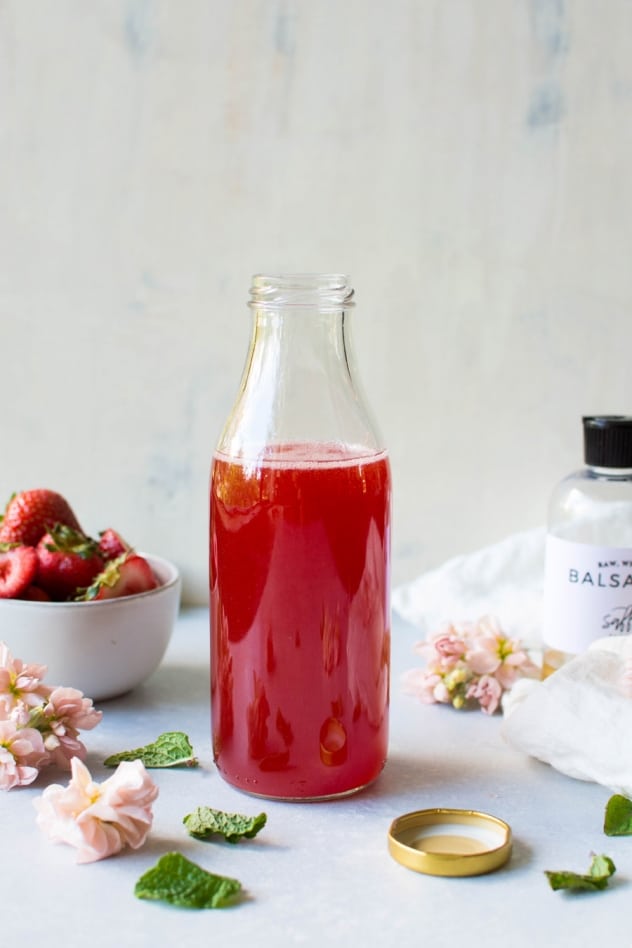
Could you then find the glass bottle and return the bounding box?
[209,274,391,800]
[542,415,632,676]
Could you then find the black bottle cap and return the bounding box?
[583,416,632,468]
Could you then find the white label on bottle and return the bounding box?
[543,534,632,652]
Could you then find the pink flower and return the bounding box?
[466,616,539,689]
[404,615,539,713]
[38,687,103,769]
[0,645,103,788]
[434,633,468,661]
[0,642,51,713]
[466,674,503,715]
[9,702,32,727]
[415,625,469,671]
[402,667,451,704]
[46,688,103,732]
[34,757,158,863]
[0,719,48,789]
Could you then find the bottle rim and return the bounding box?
[249,273,355,310]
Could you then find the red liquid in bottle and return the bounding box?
[210,443,391,799]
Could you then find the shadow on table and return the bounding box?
[362,750,480,800]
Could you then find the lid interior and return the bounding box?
[388,808,512,877]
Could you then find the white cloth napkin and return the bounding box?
[502,637,632,796]
[392,527,545,647]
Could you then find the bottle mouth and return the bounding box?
[249,274,355,310]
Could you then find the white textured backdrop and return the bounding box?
[1,0,631,602]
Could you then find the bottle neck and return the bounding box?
[246,275,357,407]
[216,274,383,460]
[586,464,632,479]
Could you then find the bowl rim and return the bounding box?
[0,552,180,610]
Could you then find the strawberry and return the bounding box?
[79,552,158,601]
[97,528,130,561]
[36,524,104,601]
[18,584,52,602]
[0,489,82,547]
[0,546,39,599]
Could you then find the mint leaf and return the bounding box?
[545,854,616,892]
[135,852,241,909]
[104,731,198,768]
[184,806,267,843]
[604,794,632,836]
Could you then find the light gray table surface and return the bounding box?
[1,607,629,947]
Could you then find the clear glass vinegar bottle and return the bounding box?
[542,416,632,676]
[209,274,391,800]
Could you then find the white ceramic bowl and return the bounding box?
[0,553,181,701]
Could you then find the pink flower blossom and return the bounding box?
[434,633,468,661]
[466,618,539,689]
[404,615,539,714]
[0,645,103,788]
[402,667,451,704]
[38,687,103,769]
[9,702,32,727]
[35,757,158,863]
[414,625,469,671]
[0,719,48,789]
[0,642,51,713]
[46,688,103,732]
[466,674,503,715]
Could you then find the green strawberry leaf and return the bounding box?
[604,794,632,836]
[104,731,198,768]
[545,853,616,892]
[134,852,242,909]
[183,806,267,843]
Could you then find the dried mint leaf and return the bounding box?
[183,806,267,843]
[134,852,241,909]
[604,794,632,836]
[104,731,198,768]
[545,853,616,892]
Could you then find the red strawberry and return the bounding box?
[79,552,158,601]
[97,528,131,561]
[0,546,38,599]
[36,524,104,601]
[19,584,52,602]
[0,489,82,547]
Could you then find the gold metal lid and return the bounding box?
[388,808,512,877]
